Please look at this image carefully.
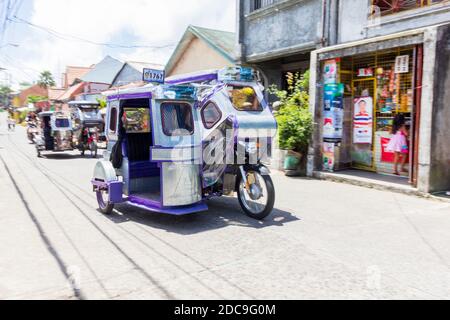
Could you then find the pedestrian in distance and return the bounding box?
[386,114,409,176]
[7,114,16,132]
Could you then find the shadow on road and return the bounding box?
[103,196,299,235]
[41,153,102,160]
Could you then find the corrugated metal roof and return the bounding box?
[81,56,124,85]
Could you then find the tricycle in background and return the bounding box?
[35,111,75,157]
[69,101,105,158]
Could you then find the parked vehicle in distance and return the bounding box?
[69,101,105,158]
[92,67,277,220]
[35,111,75,157]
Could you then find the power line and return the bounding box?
[8,15,176,50]
[0,55,37,82]
[0,0,23,47]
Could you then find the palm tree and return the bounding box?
[37,70,56,89]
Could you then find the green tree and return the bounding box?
[37,70,56,88]
[268,70,313,153]
[27,95,47,104]
[96,97,107,110]
[0,85,12,106]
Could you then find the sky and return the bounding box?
[0,0,236,89]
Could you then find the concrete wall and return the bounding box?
[168,38,233,76]
[429,25,450,192]
[339,0,450,43]
[240,0,323,61]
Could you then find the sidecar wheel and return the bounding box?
[96,190,114,215]
[237,171,275,220]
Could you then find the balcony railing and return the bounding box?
[251,0,277,12]
[372,0,449,16]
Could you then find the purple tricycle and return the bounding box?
[92,67,277,220]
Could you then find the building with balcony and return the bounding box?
[237,0,329,93]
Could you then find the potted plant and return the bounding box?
[269,71,313,176]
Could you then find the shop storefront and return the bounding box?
[311,37,426,187]
[307,23,450,194]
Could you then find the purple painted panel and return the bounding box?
[128,195,162,209]
[109,181,124,203]
[127,197,208,216]
[107,92,152,101]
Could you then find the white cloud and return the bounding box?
[4,0,236,87]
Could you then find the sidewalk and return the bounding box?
[313,169,450,203]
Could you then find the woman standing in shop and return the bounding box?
[387,114,409,176]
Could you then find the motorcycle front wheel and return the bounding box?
[237,170,275,220]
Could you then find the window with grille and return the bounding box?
[372,0,449,16]
[251,0,277,12]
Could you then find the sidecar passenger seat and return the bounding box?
[126,133,159,179]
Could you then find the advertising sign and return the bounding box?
[323,59,339,84]
[322,142,335,172]
[323,83,344,140]
[353,97,373,144]
[395,55,409,74]
[143,68,165,84]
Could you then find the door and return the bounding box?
[200,99,235,188]
[351,78,376,171]
[151,100,202,207]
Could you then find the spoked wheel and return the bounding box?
[237,170,275,220]
[96,189,114,215]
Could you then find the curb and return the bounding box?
[312,171,450,204]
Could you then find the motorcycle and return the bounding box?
[27,121,39,144]
[79,127,98,158]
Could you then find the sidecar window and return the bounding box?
[160,102,194,136]
[201,102,222,129]
[55,118,70,128]
[123,108,150,133]
[227,85,262,112]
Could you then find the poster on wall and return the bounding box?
[323,83,344,140]
[323,142,335,172]
[353,97,373,144]
[323,59,339,84]
[395,55,409,74]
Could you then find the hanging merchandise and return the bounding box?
[323,83,345,140]
[353,97,373,144]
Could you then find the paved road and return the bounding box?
[1,112,450,300]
